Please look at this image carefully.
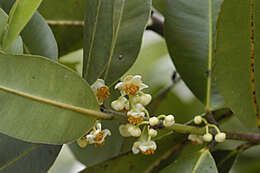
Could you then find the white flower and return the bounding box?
[111,97,129,111]
[194,116,202,125]
[149,129,158,137]
[91,79,110,105]
[203,133,213,142]
[132,140,157,155]
[127,104,145,124]
[132,94,152,106]
[119,124,132,137]
[215,132,226,143]
[188,134,203,145]
[128,126,142,137]
[115,75,148,96]
[139,94,152,105]
[85,122,111,146]
[163,115,175,127]
[149,117,159,126]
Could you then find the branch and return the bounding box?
[146,12,164,36]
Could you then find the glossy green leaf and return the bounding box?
[2,0,42,50]
[214,0,260,127]
[0,8,8,43]
[160,148,218,173]
[83,0,151,85]
[69,120,125,167]
[38,0,86,56]
[0,133,61,173]
[212,150,238,173]
[0,0,57,60]
[153,0,166,15]
[0,52,99,144]
[164,0,223,108]
[21,12,58,60]
[6,36,23,54]
[80,134,184,173]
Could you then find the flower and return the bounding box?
[149,117,159,126]
[194,116,202,125]
[85,122,111,147]
[111,96,129,111]
[215,132,226,143]
[91,79,110,105]
[115,75,148,96]
[127,104,146,124]
[132,94,152,106]
[119,124,132,137]
[203,133,213,142]
[148,129,158,137]
[163,115,175,127]
[188,134,204,145]
[132,140,157,155]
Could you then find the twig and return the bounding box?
[46,20,84,26]
[146,12,164,36]
[148,72,181,114]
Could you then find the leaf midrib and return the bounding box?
[0,85,111,119]
[84,0,102,78]
[0,144,40,170]
[103,0,126,81]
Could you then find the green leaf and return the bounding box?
[6,36,23,54]
[21,12,58,61]
[0,133,61,173]
[38,0,86,56]
[69,120,125,167]
[214,0,260,127]
[0,0,57,60]
[160,148,218,173]
[153,0,166,15]
[0,8,8,44]
[0,51,99,144]
[83,0,151,85]
[2,0,42,50]
[79,134,185,173]
[164,0,223,108]
[212,150,238,173]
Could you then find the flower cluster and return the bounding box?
[77,121,111,148]
[112,75,176,155]
[188,116,226,144]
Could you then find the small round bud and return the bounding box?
[215,132,226,143]
[149,117,159,126]
[194,116,202,125]
[119,124,131,137]
[148,129,158,137]
[128,126,141,137]
[140,94,152,106]
[203,133,213,142]
[165,115,175,123]
[111,100,125,111]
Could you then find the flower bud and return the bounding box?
[119,124,131,137]
[128,126,141,137]
[165,115,175,122]
[111,99,125,111]
[149,129,158,137]
[215,132,226,143]
[77,138,88,148]
[163,115,175,127]
[149,117,159,126]
[203,133,213,142]
[194,116,202,125]
[140,94,152,106]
